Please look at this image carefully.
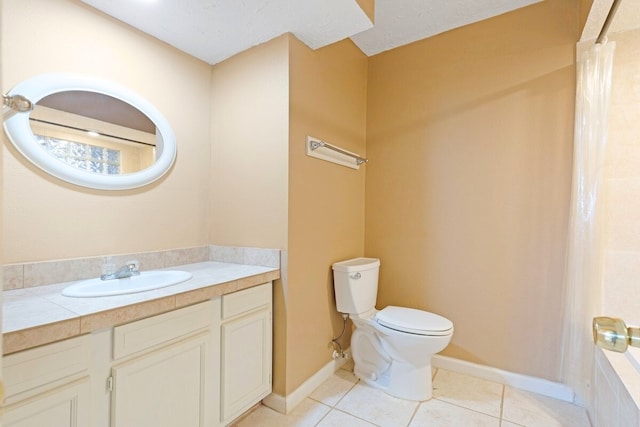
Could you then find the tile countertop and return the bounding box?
[2,261,279,355]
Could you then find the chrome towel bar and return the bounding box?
[309,139,368,165]
[305,136,367,169]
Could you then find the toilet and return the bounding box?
[332,257,453,401]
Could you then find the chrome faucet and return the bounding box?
[101,260,140,281]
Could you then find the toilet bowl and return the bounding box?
[332,258,454,401]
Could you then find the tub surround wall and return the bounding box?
[594,24,640,427]
[365,0,577,382]
[602,27,640,327]
[593,348,640,426]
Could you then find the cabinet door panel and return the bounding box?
[4,379,90,427]
[111,332,211,427]
[4,335,89,404]
[221,309,272,423]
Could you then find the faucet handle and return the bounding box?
[126,260,140,273]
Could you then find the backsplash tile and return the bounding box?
[23,257,103,288]
[243,247,280,268]
[209,245,280,268]
[107,251,165,272]
[209,245,244,264]
[4,245,281,290]
[164,246,209,266]
[3,264,24,290]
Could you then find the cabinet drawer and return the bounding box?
[222,282,271,320]
[3,335,90,403]
[113,300,212,360]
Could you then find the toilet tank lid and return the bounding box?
[332,257,380,272]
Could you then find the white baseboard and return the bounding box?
[263,353,576,414]
[262,355,349,414]
[432,355,576,403]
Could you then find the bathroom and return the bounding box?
[1,0,639,425]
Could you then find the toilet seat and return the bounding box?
[376,306,453,336]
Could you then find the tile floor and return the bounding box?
[235,361,592,427]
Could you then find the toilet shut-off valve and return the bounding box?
[593,317,640,353]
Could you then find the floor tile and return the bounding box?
[310,368,358,406]
[502,386,591,427]
[317,409,378,427]
[233,369,595,427]
[409,399,500,427]
[432,369,504,418]
[336,382,419,427]
[235,398,330,427]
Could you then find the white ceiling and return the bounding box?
[605,0,640,34]
[582,0,640,41]
[80,0,542,65]
[351,0,541,56]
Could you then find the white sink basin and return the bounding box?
[62,270,192,297]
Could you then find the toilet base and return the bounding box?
[387,360,433,401]
[354,359,433,401]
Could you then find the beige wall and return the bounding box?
[210,34,368,396]
[287,37,367,393]
[2,0,212,263]
[365,0,577,381]
[209,36,290,251]
[2,0,589,399]
[209,35,290,396]
[355,0,375,23]
[602,27,640,325]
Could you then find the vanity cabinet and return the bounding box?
[109,300,218,427]
[3,335,91,427]
[2,281,273,427]
[220,282,273,425]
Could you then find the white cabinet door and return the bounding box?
[111,332,213,427]
[3,379,90,427]
[221,307,272,424]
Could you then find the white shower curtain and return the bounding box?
[561,41,615,405]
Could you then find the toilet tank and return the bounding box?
[332,257,380,314]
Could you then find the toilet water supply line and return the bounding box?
[331,313,349,359]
